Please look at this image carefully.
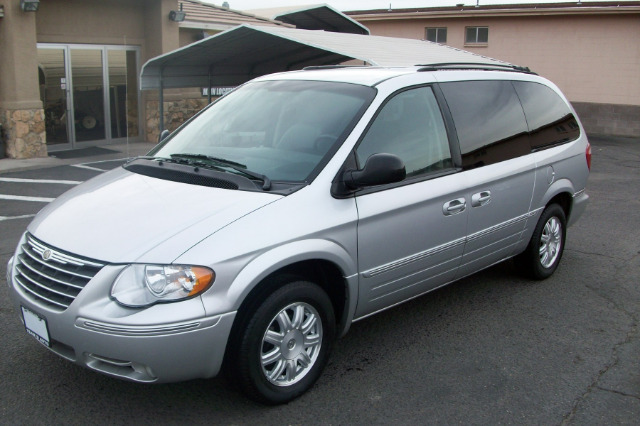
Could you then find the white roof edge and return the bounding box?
[179,21,235,31]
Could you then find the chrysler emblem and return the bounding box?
[42,249,52,261]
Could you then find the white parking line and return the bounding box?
[71,157,131,172]
[0,177,82,185]
[78,157,131,164]
[70,164,107,172]
[0,214,37,221]
[0,194,55,203]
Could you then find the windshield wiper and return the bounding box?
[170,153,246,168]
[169,153,271,190]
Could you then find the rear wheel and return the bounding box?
[515,203,567,280]
[234,280,335,404]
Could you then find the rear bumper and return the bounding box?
[569,189,589,227]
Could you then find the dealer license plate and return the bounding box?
[21,306,50,347]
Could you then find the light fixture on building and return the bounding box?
[169,3,186,22]
[20,0,40,12]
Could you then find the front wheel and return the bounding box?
[515,203,567,280]
[234,280,335,404]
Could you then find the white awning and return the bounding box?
[140,24,512,90]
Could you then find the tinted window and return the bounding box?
[356,86,452,178]
[513,81,580,150]
[440,80,529,169]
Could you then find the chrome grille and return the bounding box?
[14,234,105,312]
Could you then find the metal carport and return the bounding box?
[140,24,512,131]
[271,4,370,35]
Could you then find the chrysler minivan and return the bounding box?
[7,64,590,403]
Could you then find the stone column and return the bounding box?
[0,1,47,158]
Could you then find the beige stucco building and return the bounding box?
[0,0,285,158]
[347,2,640,138]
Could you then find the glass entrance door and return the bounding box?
[37,44,140,151]
[70,48,106,142]
[108,49,139,140]
[38,47,70,147]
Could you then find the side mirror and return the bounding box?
[158,129,170,143]
[344,153,406,189]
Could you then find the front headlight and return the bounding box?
[111,264,215,307]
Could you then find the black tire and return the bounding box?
[233,280,335,404]
[515,203,567,280]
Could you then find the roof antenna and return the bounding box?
[388,3,392,11]
[476,0,480,7]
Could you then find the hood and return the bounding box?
[28,167,281,263]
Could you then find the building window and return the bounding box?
[465,26,489,44]
[426,27,447,44]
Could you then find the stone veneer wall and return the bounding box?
[572,102,640,138]
[1,108,47,158]
[145,98,212,142]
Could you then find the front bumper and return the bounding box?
[7,250,236,383]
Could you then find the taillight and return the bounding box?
[586,143,592,171]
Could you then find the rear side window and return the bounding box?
[512,81,580,150]
[440,80,529,170]
[356,86,452,178]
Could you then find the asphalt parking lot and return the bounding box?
[0,136,638,424]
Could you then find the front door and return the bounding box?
[37,44,140,151]
[70,48,106,143]
[353,86,467,318]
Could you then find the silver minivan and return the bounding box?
[7,65,590,403]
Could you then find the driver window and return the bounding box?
[356,86,452,178]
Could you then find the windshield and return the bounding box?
[149,80,376,183]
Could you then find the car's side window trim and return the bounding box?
[432,83,462,169]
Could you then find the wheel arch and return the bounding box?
[236,259,352,335]
[539,178,575,221]
[222,239,358,372]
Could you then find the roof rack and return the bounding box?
[416,63,536,75]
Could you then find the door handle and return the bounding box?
[471,191,491,207]
[443,198,466,216]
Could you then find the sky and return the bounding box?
[200,0,633,12]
